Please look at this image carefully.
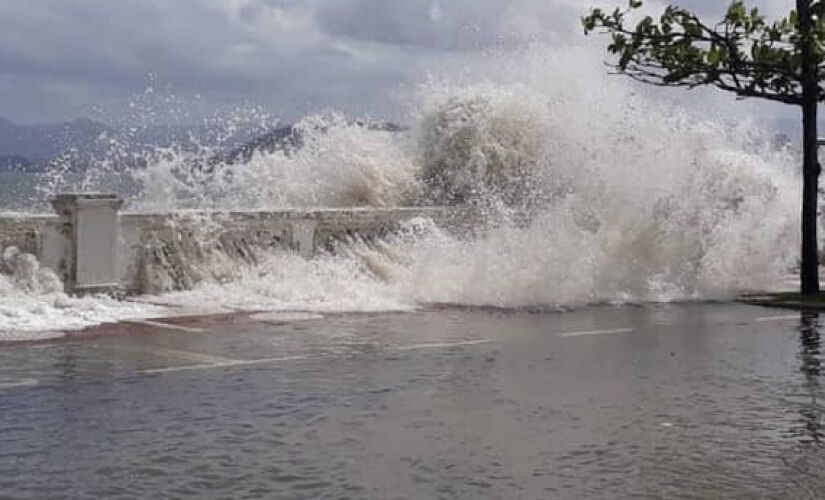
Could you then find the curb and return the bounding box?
[737,294,825,311]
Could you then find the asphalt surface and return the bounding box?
[1,303,824,499]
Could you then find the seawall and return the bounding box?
[0,194,452,295]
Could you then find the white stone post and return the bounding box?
[51,193,124,294]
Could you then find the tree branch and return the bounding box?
[582,0,817,105]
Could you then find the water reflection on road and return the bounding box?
[795,312,823,445]
[1,303,824,499]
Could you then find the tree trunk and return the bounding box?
[799,0,820,295]
[801,96,819,295]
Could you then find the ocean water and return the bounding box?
[0,43,804,339]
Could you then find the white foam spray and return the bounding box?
[0,43,804,338]
[0,247,167,340]
[145,47,800,310]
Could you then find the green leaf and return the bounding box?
[707,47,721,65]
[581,1,825,104]
[727,1,746,23]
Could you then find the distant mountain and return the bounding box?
[0,116,265,172]
[0,116,405,173]
[222,126,300,165]
[221,120,404,165]
[0,117,113,165]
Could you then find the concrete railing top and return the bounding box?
[120,206,447,218]
[51,192,125,215]
[1,193,449,221]
[52,193,123,202]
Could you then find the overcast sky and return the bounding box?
[0,0,797,125]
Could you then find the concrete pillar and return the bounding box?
[291,220,318,259]
[51,193,124,294]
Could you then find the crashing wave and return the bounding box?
[0,45,804,337]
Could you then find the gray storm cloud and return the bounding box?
[0,0,798,124]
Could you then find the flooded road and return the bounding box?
[1,303,823,499]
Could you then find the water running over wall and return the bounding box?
[0,45,804,336]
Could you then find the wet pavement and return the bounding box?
[1,303,824,499]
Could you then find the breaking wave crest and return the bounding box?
[127,114,422,211]
[0,46,803,335]
[405,79,799,306]
[135,73,798,311]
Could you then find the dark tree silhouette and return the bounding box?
[584,0,825,294]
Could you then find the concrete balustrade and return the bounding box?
[0,194,451,295]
